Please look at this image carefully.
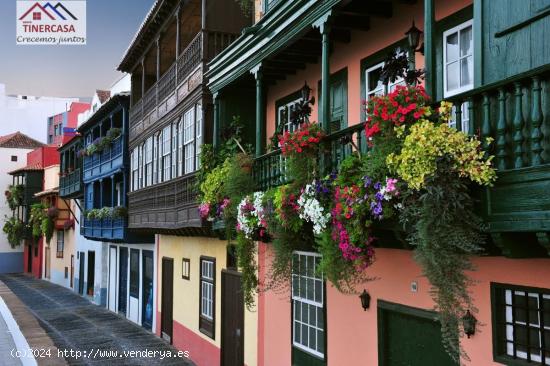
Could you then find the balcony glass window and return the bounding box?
[145,137,153,186]
[443,20,473,97]
[178,119,184,177]
[184,108,195,174]
[162,125,171,182]
[56,231,64,258]
[138,143,144,189]
[172,122,178,179]
[364,52,407,101]
[153,132,160,185]
[131,149,138,191]
[196,104,203,170]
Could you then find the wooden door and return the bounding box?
[378,301,457,366]
[87,251,95,296]
[161,257,174,343]
[221,270,244,366]
[45,247,50,279]
[78,252,85,295]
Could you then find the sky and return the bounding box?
[0,0,155,98]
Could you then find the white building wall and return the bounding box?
[0,147,33,273]
[0,83,78,144]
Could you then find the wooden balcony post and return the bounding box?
[99,179,103,208]
[111,175,115,207]
[175,8,180,83]
[424,0,435,97]
[531,76,543,165]
[313,11,332,131]
[512,82,525,169]
[251,64,265,157]
[496,88,507,170]
[156,37,161,82]
[141,58,145,101]
[213,92,220,150]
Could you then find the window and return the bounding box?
[364,51,407,101]
[138,143,144,189]
[131,149,138,191]
[277,96,302,133]
[172,122,178,178]
[10,156,17,162]
[178,119,184,177]
[145,137,153,186]
[183,108,195,174]
[443,20,473,97]
[292,252,325,359]
[196,104,203,170]
[182,258,190,280]
[162,125,171,182]
[33,12,41,20]
[130,249,139,298]
[492,283,550,365]
[199,257,215,338]
[56,231,64,258]
[153,132,160,184]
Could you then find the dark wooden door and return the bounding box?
[161,258,174,343]
[378,301,458,366]
[141,250,154,331]
[78,251,85,295]
[87,251,95,296]
[27,243,32,273]
[221,270,244,366]
[118,247,128,314]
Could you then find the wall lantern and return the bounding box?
[359,289,371,311]
[405,20,424,54]
[462,310,477,338]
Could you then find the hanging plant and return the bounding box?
[5,185,24,211]
[106,128,122,140]
[235,0,253,15]
[63,219,75,230]
[3,216,25,248]
[236,192,270,242]
[112,206,128,219]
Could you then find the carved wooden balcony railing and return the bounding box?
[81,217,126,241]
[127,173,202,233]
[59,168,82,198]
[83,137,123,182]
[253,123,367,191]
[128,30,238,143]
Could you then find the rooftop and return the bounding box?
[0,132,45,150]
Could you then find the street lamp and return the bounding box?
[405,20,423,54]
[359,289,371,311]
[462,310,477,338]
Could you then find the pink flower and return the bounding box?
[385,178,398,193]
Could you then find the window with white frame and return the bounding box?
[196,104,202,170]
[365,51,407,101]
[199,258,215,338]
[138,143,144,189]
[277,97,302,133]
[493,283,550,365]
[183,108,195,174]
[145,137,153,186]
[131,149,138,191]
[162,125,171,182]
[443,20,473,97]
[292,252,325,359]
[177,118,183,177]
[172,122,178,178]
[153,132,160,184]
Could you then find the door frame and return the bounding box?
[70,254,74,288]
[161,257,174,343]
[377,300,442,366]
[220,269,245,366]
[108,245,118,312]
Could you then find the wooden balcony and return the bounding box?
[127,173,203,234]
[82,137,123,182]
[128,30,238,143]
[59,169,82,198]
[81,217,126,241]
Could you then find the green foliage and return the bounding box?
[5,185,24,211]
[3,216,25,248]
[235,0,253,15]
[235,232,258,310]
[41,215,54,244]
[86,206,127,220]
[29,203,55,243]
[199,159,232,205]
[112,206,128,219]
[400,157,485,362]
[223,153,256,237]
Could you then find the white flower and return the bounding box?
[297,182,330,235]
[237,192,267,240]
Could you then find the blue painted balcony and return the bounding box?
[81,218,126,241]
[59,135,83,199]
[83,137,123,182]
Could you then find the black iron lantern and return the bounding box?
[462,310,477,338]
[405,20,423,53]
[359,289,371,311]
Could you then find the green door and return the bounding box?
[318,69,348,133]
[378,301,458,366]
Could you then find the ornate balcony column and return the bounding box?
[313,11,332,131]
[251,63,265,157]
[175,6,181,57]
[424,0,435,96]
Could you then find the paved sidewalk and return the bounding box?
[0,306,22,366]
[0,274,194,366]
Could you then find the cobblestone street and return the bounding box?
[0,274,194,366]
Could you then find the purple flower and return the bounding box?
[363,176,372,187]
[375,192,384,201]
[374,182,382,190]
